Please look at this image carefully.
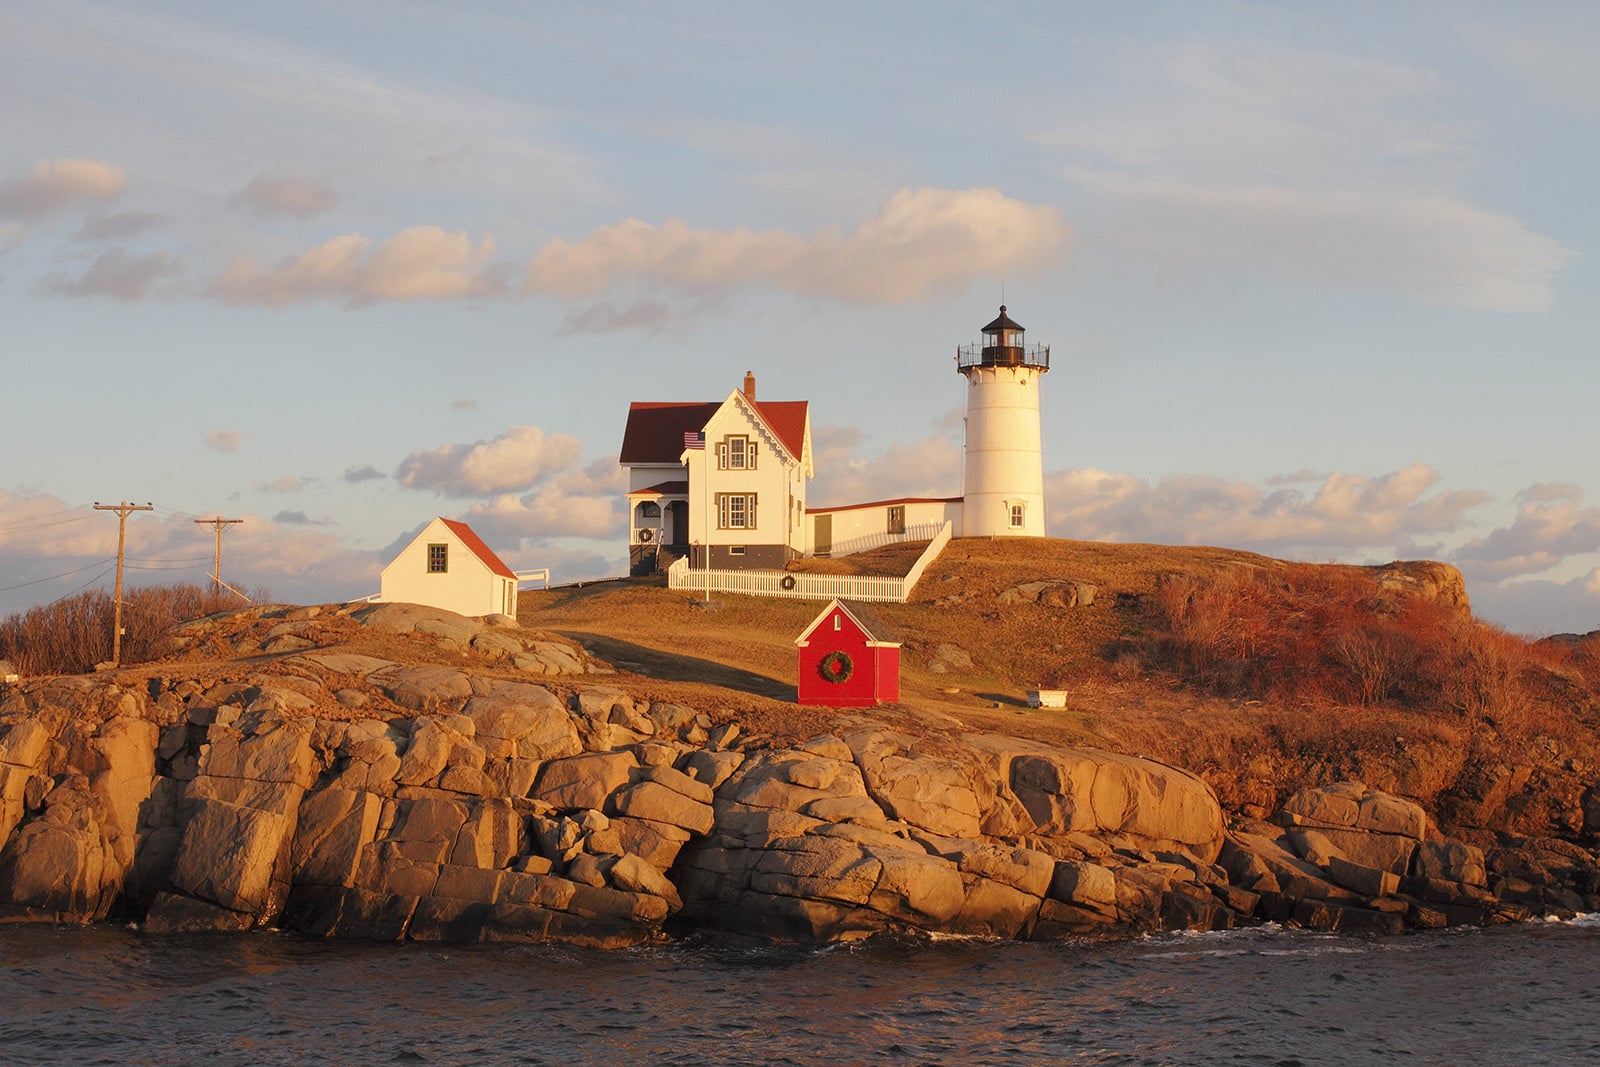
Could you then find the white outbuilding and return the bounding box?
[378,517,519,618]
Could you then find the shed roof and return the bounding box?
[439,518,517,580]
[795,597,900,647]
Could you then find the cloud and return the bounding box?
[342,465,386,484]
[36,248,178,300]
[0,493,378,612]
[1046,462,1489,557]
[232,174,339,219]
[0,222,23,252]
[1449,484,1600,581]
[74,212,170,241]
[808,427,963,508]
[1088,181,1568,312]
[0,159,126,219]
[215,226,507,306]
[558,299,679,337]
[1468,568,1600,638]
[204,430,242,454]
[396,425,585,498]
[525,187,1067,304]
[449,398,478,412]
[271,510,329,526]
[255,476,315,494]
[457,458,627,542]
[1038,41,1569,311]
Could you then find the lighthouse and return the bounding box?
[957,305,1049,538]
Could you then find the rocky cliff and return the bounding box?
[0,603,1592,946]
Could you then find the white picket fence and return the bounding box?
[668,521,952,603]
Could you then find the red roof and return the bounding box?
[440,518,517,580]
[620,398,808,464]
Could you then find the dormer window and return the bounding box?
[718,435,756,470]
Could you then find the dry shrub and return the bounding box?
[0,583,226,676]
[1140,562,1568,729]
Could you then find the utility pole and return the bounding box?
[194,517,244,605]
[94,501,153,667]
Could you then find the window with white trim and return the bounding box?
[1009,503,1025,529]
[717,493,757,529]
[717,435,756,470]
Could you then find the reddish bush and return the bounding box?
[1140,563,1551,720]
[0,583,223,676]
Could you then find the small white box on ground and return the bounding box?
[1027,689,1067,709]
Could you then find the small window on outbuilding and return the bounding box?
[427,543,448,573]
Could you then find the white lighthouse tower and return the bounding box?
[958,305,1049,538]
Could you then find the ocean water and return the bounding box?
[2,918,1598,1066]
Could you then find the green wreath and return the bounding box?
[818,650,854,684]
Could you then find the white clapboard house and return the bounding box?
[619,372,812,574]
[378,517,520,617]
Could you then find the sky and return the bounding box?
[2,1,1598,637]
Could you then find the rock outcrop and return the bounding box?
[0,602,1593,946]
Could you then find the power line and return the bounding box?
[0,558,117,594]
[94,501,153,667]
[0,512,94,536]
[194,517,244,603]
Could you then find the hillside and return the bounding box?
[519,538,1600,845]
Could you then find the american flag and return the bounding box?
[683,431,705,450]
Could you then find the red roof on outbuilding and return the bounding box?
[440,518,517,580]
[620,398,809,463]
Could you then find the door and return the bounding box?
[814,513,831,557]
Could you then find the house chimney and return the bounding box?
[743,370,756,401]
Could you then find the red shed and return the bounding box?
[795,598,901,707]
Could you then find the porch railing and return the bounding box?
[667,521,951,603]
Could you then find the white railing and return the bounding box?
[821,519,947,559]
[515,568,551,590]
[667,522,951,603]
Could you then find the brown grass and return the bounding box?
[517,538,1600,835]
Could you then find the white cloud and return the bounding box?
[457,458,627,542]
[525,187,1067,304]
[0,493,377,612]
[232,174,338,219]
[0,159,125,219]
[204,430,242,454]
[396,426,585,498]
[808,427,963,508]
[1450,484,1600,581]
[1046,462,1488,557]
[215,226,506,306]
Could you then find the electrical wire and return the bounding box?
[0,512,94,535]
[0,558,117,594]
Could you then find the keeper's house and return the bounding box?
[619,372,812,575]
[378,517,519,618]
[795,598,901,708]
